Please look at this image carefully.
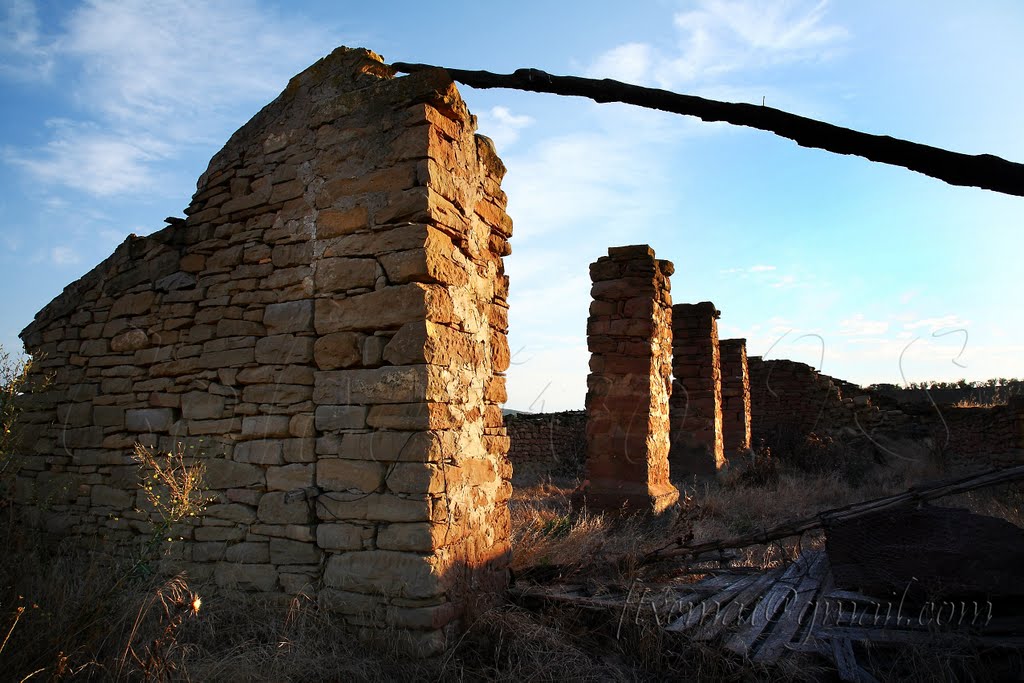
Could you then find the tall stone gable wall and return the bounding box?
[14,47,512,654]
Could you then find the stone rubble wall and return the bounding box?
[670,302,724,476]
[14,47,512,655]
[581,245,678,513]
[931,398,1024,471]
[719,338,751,455]
[504,410,586,484]
[748,358,892,446]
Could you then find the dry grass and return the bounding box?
[2,436,1021,681]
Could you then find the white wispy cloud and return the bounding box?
[50,245,81,265]
[588,0,848,90]
[7,0,343,197]
[903,315,970,333]
[7,119,172,196]
[721,264,776,274]
[476,106,534,150]
[0,0,54,80]
[838,313,888,336]
[769,273,799,289]
[585,42,656,84]
[898,288,921,304]
[720,264,805,290]
[503,126,675,244]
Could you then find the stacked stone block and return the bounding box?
[14,47,512,655]
[581,246,678,514]
[719,338,752,455]
[670,302,725,476]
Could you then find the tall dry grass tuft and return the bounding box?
[509,478,691,586]
[0,441,209,680]
[117,573,202,681]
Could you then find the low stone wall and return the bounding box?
[935,398,1024,471]
[747,358,913,448]
[504,411,586,483]
[746,358,1024,471]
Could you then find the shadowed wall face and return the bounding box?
[720,338,751,454]
[670,301,724,476]
[582,245,678,514]
[14,46,512,656]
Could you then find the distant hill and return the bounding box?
[502,408,530,416]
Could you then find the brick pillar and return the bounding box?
[720,338,751,454]
[581,245,679,514]
[670,302,724,476]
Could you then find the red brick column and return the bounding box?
[670,302,724,476]
[720,338,751,454]
[581,245,679,514]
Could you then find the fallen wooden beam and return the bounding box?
[392,62,1024,198]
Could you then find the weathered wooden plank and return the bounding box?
[817,598,905,629]
[666,572,762,631]
[828,638,880,683]
[723,551,816,655]
[825,589,884,603]
[753,551,829,662]
[816,625,1024,647]
[691,567,785,641]
[690,572,753,592]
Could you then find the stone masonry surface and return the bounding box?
[719,338,751,455]
[670,302,724,476]
[581,245,679,514]
[14,46,514,656]
[504,410,586,484]
[748,358,1024,471]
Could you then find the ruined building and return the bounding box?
[14,47,513,654]
[18,44,1017,661]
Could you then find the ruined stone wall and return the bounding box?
[14,47,512,654]
[669,302,724,476]
[748,357,843,446]
[505,410,586,484]
[749,358,868,448]
[719,338,751,455]
[581,246,678,513]
[746,357,1024,469]
[747,357,919,449]
[934,398,1024,471]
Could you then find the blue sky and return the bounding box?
[1,0,1022,411]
